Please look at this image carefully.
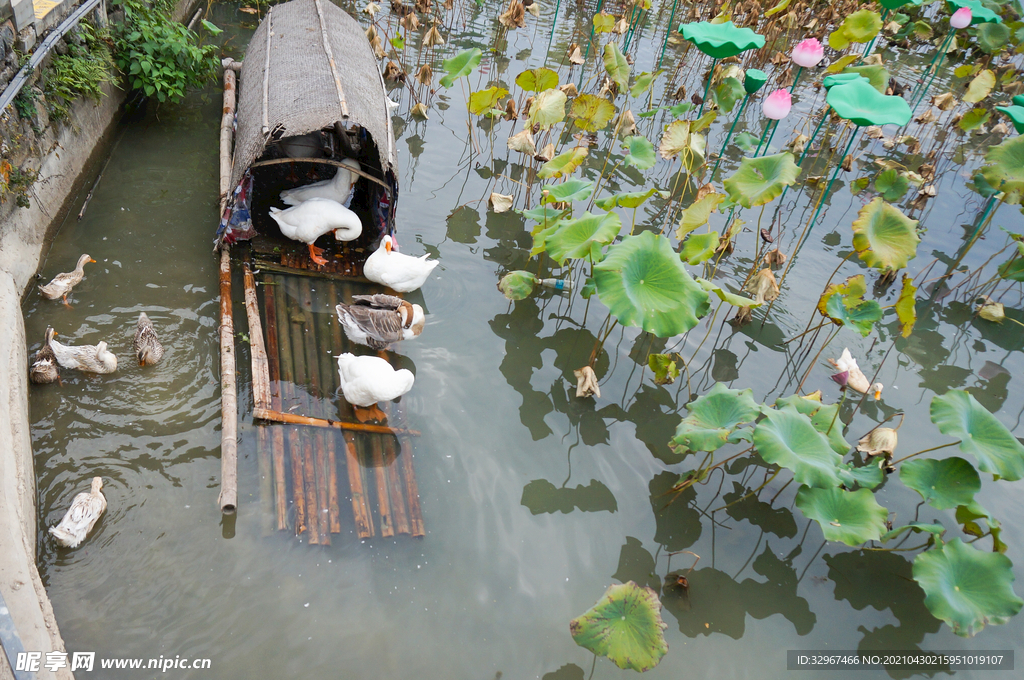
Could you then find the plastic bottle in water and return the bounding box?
[538,277,572,292]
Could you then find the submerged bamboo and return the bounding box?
[243,261,272,411]
[273,275,306,536]
[286,277,320,544]
[298,278,330,545]
[312,285,341,534]
[262,274,288,530]
[389,400,425,537]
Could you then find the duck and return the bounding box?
[363,235,439,293]
[268,197,363,266]
[336,294,425,350]
[49,476,107,548]
[51,338,118,374]
[39,253,95,306]
[29,327,60,384]
[337,352,415,422]
[133,312,164,366]
[828,348,883,399]
[280,158,360,207]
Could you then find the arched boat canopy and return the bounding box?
[230,0,396,190]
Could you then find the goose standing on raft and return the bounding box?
[134,312,164,366]
[828,348,883,400]
[49,477,107,548]
[336,294,425,349]
[280,158,360,206]
[30,327,60,384]
[363,235,438,292]
[39,253,95,307]
[51,338,118,374]
[337,353,415,422]
[268,197,363,266]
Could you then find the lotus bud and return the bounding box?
[791,38,824,68]
[950,7,972,29]
[762,89,792,120]
[831,370,850,388]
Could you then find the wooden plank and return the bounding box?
[219,67,237,211]
[253,408,420,436]
[217,249,237,513]
[370,434,393,537]
[384,432,410,535]
[262,274,288,531]
[272,275,305,536]
[344,432,373,538]
[285,276,320,544]
[298,278,330,545]
[242,260,272,411]
[390,401,425,537]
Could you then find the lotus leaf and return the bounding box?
[439,48,482,88]
[498,271,537,300]
[900,457,981,510]
[678,21,765,59]
[930,390,1024,481]
[670,383,761,454]
[569,581,668,672]
[622,135,657,169]
[521,205,565,226]
[724,153,800,209]
[592,11,615,33]
[979,135,1024,203]
[680,232,721,265]
[528,89,568,130]
[882,521,946,543]
[530,221,562,257]
[570,94,616,132]
[874,169,910,202]
[537,146,587,179]
[946,0,1002,25]
[774,394,849,456]
[515,67,559,92]
[542,178,594,204]
[695,278,759,308]
[545,212,622,264]
[896,274,917,337]
[753,406,843,488]
[827,55,860,75]
[817,274,884,337]
[593,231,710,337]
[841,65,889,93]
[913,539,1022,636]
[648,353,680,385]
[826,77,912,126]
[676,192,726,238]
[795,486,888,545]
[959,108,990,132]
[690,110,718,133]
[595,188,658,211]
[963,70,995,104]
[743,68,767,94]
[715,77,745,113]
[822,73,863,89]
[955,502,1005,553]
[998,241,1024,281]
[468,86,508,115]
[828,9,882,50]
[880,0,923,8]
[603,43,630,92]
[630,71,660,98]
[837,462,885,490]
[659,120,693,159]
[851,198,921,271]
[995,105,1024,134]
[976,22,1010,53]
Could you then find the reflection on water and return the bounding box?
[24,1,1024,679]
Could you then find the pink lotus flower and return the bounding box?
[950,7,972,29]
[792,38,824,68]
[762,89,792,120]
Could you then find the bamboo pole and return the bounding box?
[251,410,422,435]
[370,432,394,537]
[219,67,237,212]
[257,426,273,535]
[273,276,306,536]
[298,278,330,545]
[243,260,272,411]
[263,275,288,530]
[312,285,341,534]
[383,428,410,535]
[217,249,238,513]
[389,400,425,537]
[286,277,320,544]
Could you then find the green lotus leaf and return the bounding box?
[837,462,885,490]
[816,274,883,337]
[841,65,889,93]
[515,67,559,93]
[468,86,509,115]
[913,539,1022,637]
[648,353,680,385]
[946,0,1002,25]
[874,168,910,201]
[959,108,990,132]
[545,211,621,264]
[622,135,657,169]
[995,105,1024,134]
[537,146,587,179]
[497,270,537,300]
[690,110,718,133]
[977,22,1010,53]
[569,581,668,672]
[733,131,759,152]
[680,232,721,265]
[439,48,482,88]
[596,187,658,211]
[603,42,630,92]
[979,135,1024,204]
[826,77,912,126]
[542,178,594,204]
[528,89,568,130]
[530,221,561,257]
[679,21,765,59]
[659,120,705,168]
[695,277,759,308]
[851,197,921,272]
[676,192,726,238]
[714,77,745,113]
[723,152,800,208]
[896,273,917,337]
[520,204,566,226]
[882,521,945,543]
[593,231,710,337]
[963,70,995,104]
[670,383,761,455]
[954,501,1006,553]
[900,457,981,510]
[997,241,1024,281]
[630,71,661,98]
[822,73,864,89]
[930,390,1024,481]
[743,68,767,94]
[593,11,615,34]
[570,94,616,132]
[753,406,844,488]
[795,485,888,545]
[773,394,848,455]
[829,9,882,50]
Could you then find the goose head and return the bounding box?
[77,254,96,270]
[332,206,363,242]
[382,235,395,253]
[96,342,118,371]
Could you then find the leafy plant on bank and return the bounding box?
[112,0,221,103]
[44,22,117,120]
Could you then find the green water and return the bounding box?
[25,1,1024,678]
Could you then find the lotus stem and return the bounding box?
[909,29,957,111]
[935,195,1004,289]
[657,0,680,69]
[806,124,860,232]
[892,440,960,465]
[710,93,750,179]
[582,0,605,63]
[698,58,718,117]
[545,0,561,60]
[789,65,803,94]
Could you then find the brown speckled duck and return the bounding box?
[39,254,95,306]
[133,312,164,366]
[335,294,425,350]
[29,326,60,384]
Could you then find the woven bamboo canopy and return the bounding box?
[231,0,397,190]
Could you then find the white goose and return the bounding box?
[337,352,415,422]
[49,477,107,548]
[51,338,118,374]
[268,198,363,266]
[829,348,883,400]
[363,235,439,293]
[280,158,360,206]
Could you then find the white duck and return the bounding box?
[39,253,95,306]
[828,348,883,400]
[336,294,425,349]
[363,235,439,293]
[49,476,107,548]
[51,338,118,374]
[337,352,415,422]
[268,197,363,266]
[280,158,360,207]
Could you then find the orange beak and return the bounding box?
[89,258,97,263]
[873,388,882,400]
[384,238,393,253]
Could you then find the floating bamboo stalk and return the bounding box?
[217,249,238,514]
[389,398,425,537]
[384,429,410,535]
[298,278,330,545]
[311,285,341,534]
[243,260,272,411]
[252,409,421,436]
[273,275,306,536]
[370,432,394,537]
[219,67,237,212]
[262,274,288,531]
[257,425,273,535]
[286,276,320,544]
